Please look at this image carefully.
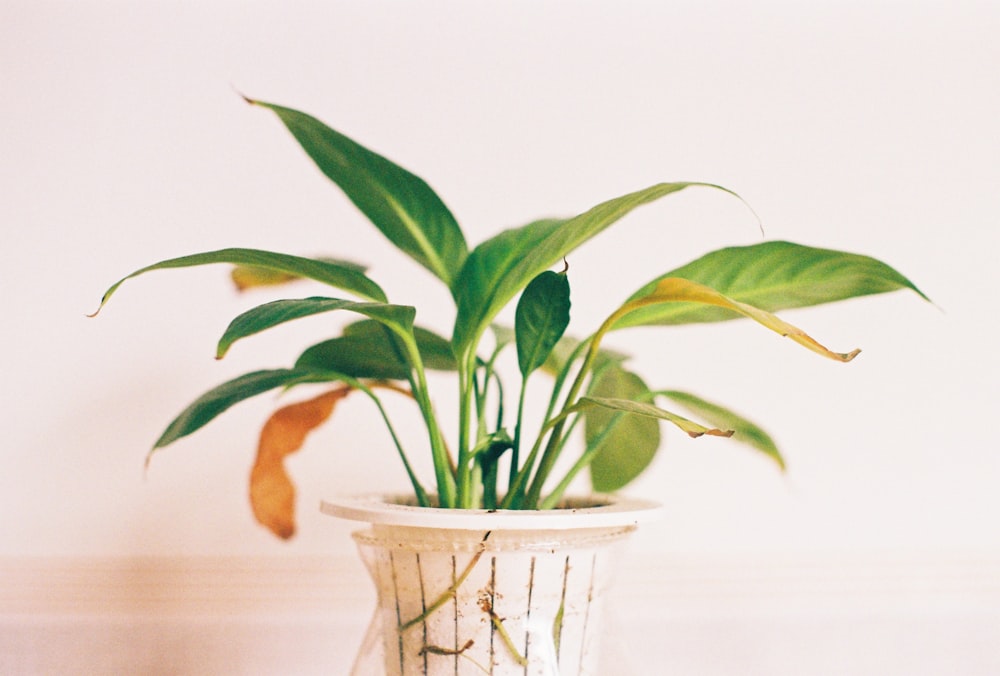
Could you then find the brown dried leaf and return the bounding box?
[250,386,353,539]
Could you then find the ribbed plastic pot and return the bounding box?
[321,494,661,675]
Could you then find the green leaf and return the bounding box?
[248,99,468,288]
[296,321,456,378]
[343,320,457,371]
[231,256,366,291]
[91,248,387,316]
[153,368,340,449]
[584,367,661,493]
[515,270,571,377]
[216,297,416,359]
[614,241,930,329]
[295,334,409,380]
[656,390,784,470]
[453,182,727,354]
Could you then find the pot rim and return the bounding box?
[319,493,662,530]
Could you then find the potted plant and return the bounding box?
[92,98,928,674]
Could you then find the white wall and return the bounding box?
[3,1,999,671]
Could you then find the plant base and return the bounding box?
[322,494,660,675]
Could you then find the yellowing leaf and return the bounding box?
[231,257,369,292]
[577,396,734,439]
[230,265,300,291]
[250,386,353,539]
[623,278,861,362]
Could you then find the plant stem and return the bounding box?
[362,384,431,507]
[522,327,610,508]
[454,350,478,508]
[499,413,567,509]
[508,378,529,498]
[402,334,456,507]
[539,411,624,509]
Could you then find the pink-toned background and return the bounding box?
[3,2,997,673]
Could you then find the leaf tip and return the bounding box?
[232,85,256,106]
[841,348,862,362]
[270,522,296,540]
[86,296,110,318]
[143,448,157,476]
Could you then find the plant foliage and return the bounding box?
[93,99,929,536]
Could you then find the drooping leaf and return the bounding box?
[248,99,468,288]
[614,241,930,329]
[573,396,734,439]
[251,386,353,539]
[657,390,784,470]
[215,297,416,359]
[515,270,571,377]
[231,256,366,292]
[151,368,341,451]
[606,277,862,362]
[90,248,387,316]
[585,367,661,493]
[453,182,737,354]
[296,321,456,379]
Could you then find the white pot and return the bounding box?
[321,494,661,675]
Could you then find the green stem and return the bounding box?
[503,339,590,508]
[508,378,529,499]
[499,410,571,509]
[360,383,431,507]
[455,350,478,508]
[522,335,604,508]
[400,333,455,507]
[539,411,624,509]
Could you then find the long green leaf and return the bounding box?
[248,99,468,288]
[452,183,732,354]
[91,248,387,316]
[614,241,929,329]
[216,297,416,359]
[515,270,571,377]
[152,368,341,450]
[656,390,784,469]
[585,367,661,493]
